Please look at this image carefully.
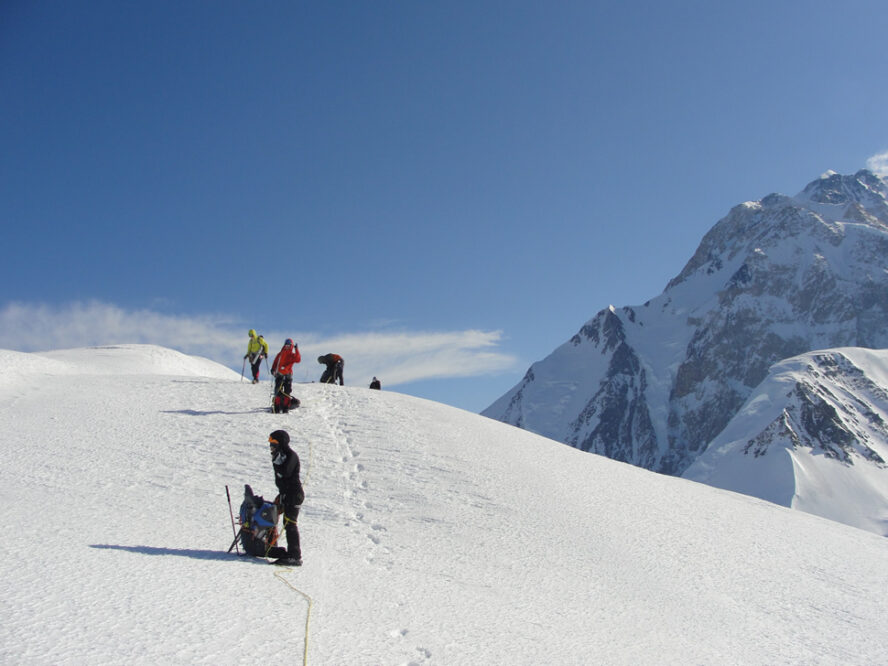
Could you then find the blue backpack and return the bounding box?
[238,485,280,557]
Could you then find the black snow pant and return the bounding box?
[281,495,302,560]
[320,361,344,385]
[250,357,262,381]
[274,373,293,396]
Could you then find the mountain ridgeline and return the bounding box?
[483,170,888,520]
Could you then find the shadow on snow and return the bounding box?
[162,408,270,416]
[89,544,266,563]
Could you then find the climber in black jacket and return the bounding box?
[268,429,305,566]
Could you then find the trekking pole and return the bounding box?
[225,485,240,555]
[241,358,246,382]
[227,528,243,554]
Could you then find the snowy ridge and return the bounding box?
[484,169,888,534]
[0,344,238,385]
[684,348,888,535]
[3,345,887,663]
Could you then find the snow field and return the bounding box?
[1,346,887,664]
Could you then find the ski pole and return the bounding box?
[227,528,243,554]
[241,358,246,382]
[225,485,240,555]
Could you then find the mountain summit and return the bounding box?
[796,168,888,215]
[484,169,888,533]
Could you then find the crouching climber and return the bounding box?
[317,353,344,385]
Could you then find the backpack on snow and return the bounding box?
[272,393,300,413]
[238,484,280,557]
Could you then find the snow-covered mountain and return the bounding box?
[684,347,888,535]
[4,345,888,664]
[483,170,888,534]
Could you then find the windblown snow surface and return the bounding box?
[1,345,886,665]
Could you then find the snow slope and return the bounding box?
[2,345,887,664]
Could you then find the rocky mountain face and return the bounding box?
[683,348,888,535]
[483,170,888,483]
[735,352,887,466]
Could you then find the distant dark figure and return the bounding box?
[269,429,304,566]
[369,377,381,390]
[317,353,344,385]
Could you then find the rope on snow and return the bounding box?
[271,429,314,665]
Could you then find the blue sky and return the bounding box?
[2,1,887,412]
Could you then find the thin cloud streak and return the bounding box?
[866,151,888,177]
[303,331,517,385]
[0,301,518,388]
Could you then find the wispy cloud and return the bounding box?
[0,301,518,387]
[300,330,517,385]
[866,151,888,177]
